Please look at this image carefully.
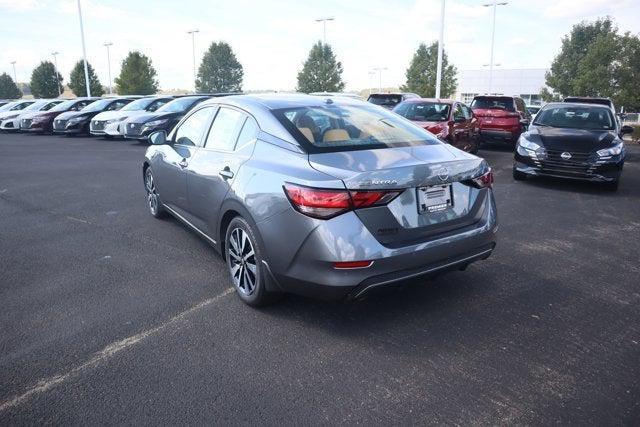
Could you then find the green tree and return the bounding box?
[401,42,457,98]
[114,51,159,95]
[196,42,243,93]
[0,72,22,99]
[69,60,104,97]
[296,41,345,93]
[30,61,63,98]
[545,17,640,110]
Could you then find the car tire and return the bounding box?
[144,167,167,219]
[225,216,281,307]
[513,168,527,181]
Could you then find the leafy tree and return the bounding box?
[69,60,104,97]
[196,42,243,93]
[297,41,345,93]
[30,61,63,98]
[540,87,562,103]
[401,42,457,98]
[545,17,640,110]
[0,72,21,99]
[115,51,159,95]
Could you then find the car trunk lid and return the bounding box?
[308,145,490,246]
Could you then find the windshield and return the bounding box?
[23,101,48,111]
[49,100,79,112]
[81,99,113,112]
[120,98,154,111]
[368,95,402,107]
[273,103,441,153]
[394,102,450,122]
[471,97,515,111]
[534,105,615,131]
[157,97,202,113]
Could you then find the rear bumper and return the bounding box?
[262,190,498,300]
[480,128,519,142]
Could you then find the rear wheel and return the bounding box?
[225,216,280,306]
[144,168,166,218]
[513,168,527,181]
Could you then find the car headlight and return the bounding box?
[3,114,19,120]
[106,117,127,124]
[516,134,544,158]
[68,116,86,124]
[144,119,168,128]
[597,142,623,157]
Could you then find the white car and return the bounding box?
[90,96,174,137]
[0,100,36,129]
[7,99,64,132]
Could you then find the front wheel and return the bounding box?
[513,168,527,181]
[225,216,280,306]
[144,168,166,218]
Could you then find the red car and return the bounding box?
[393,98,479,153]
[23,98,98,133]
[470,95,530,146]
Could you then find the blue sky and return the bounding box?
[0,0,638,92]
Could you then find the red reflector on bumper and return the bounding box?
[333,261,374,269]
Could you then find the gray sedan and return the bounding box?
[143,94,498,306]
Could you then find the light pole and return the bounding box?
[76,0,91,97]
[52,52,61,96]
[373,67,387,92]
[187,29,199,93]
[482,1,508,94]
[315,17,334,44]
[10,61,17,84]
[368,71,376,95]
[435,0,446,99]
[104,42,113,94]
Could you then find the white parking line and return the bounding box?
[0,287,235,413]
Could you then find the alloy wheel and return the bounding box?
[145,169,159,215]
[227,227,257,296]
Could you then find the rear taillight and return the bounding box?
[283,183,401,219]
[469,170,494,188]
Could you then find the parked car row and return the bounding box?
[0,94,234,140]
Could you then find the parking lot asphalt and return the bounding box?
[0,132,639,424]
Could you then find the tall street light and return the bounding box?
[373,67,387,92]
[76,0,91,97]
[435,0,446,99]
[368,71,376,95]
[187,29,199,93]
[482,1,508,94]
[315,17,334,44]
[10,61,17,84]
[52,52,61,96]
[104,42,113,94]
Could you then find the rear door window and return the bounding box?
[204,107,246,151]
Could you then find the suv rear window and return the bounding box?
[367,94,403,107]
[273,103,440,153]
[470,97,515,111]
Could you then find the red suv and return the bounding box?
[470,95,530,146]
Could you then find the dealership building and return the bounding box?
[454,68,548,106]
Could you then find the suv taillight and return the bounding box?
[283,183,401,219]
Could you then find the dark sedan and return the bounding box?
[513,102,633,190]
[123,95,211,140]
[53,97,134,135]
[24,98,99,133]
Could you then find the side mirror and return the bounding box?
[620,125,634,135]
[149,130,167,145]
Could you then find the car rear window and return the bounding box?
[272,103,440,154]
[367,94,403,107]
[394,102,451,122]
[470,97,515,111]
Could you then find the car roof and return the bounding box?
[542,102,614,110]
[403,98,455,104]
[199,93,369,111]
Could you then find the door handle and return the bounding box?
[219,167,234,180]
[179,158,188,168]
